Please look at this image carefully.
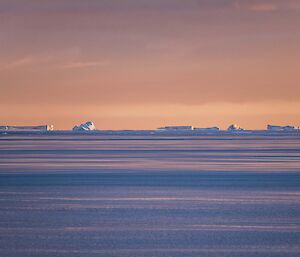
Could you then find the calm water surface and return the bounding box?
[0,135,300,257]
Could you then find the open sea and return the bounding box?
[0,134,300,257]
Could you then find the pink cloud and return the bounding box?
[62,61,108,69]
[249,3,278,12]
[234,0,300,12]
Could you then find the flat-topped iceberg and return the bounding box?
[73,121,96,131]
[194,127,220,132]
[267,124,296,131]
[157,126,193,131]
[0,125,53,131]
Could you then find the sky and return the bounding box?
[0,0,300,130]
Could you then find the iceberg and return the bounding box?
[73,121,96,131]
[267,124,296,132]
[194,127,220,132]
[227,124,244,131]
[0,125,53,132]
[157,126,193,131]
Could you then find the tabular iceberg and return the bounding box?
[267,124,296,131]
[194,127,220,132]
[0,125,53,132]
[157,126,193,131]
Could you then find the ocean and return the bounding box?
[0,134,300,257]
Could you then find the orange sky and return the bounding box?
[0,0,300,130]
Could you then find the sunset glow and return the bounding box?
[1,0,299,129]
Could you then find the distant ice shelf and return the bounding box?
[1,122,299,135]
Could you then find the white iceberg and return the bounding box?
[73,121,96,131]
[0,125,53,131]
[194,127,220,132]
[267,124,296,131]
[227,124,244,131]
[157,126,194,131]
